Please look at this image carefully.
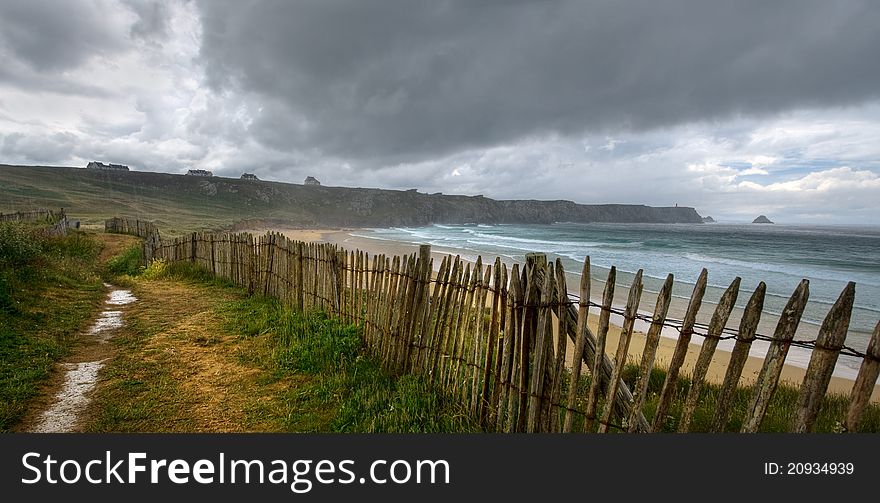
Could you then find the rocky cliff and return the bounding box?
[0,165,705,229]
[219,179,704,226]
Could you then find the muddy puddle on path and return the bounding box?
[30,284,137,433]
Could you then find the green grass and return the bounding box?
[105,244,143,277]
[84,259,480,433]
[0,164,340,235]
[0,222,105,431]
[84,299,201,432]
[151,245,482,432]
[542,362,880,433]
[219,297,480,432]
[146,260,237,289]
[623,363,880,432]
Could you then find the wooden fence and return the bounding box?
[139,228,879,433]
[105,217,162,263]
[0,208,63,223]
[1,208,74,236]
[105,216,160,239]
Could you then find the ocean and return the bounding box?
[354,222,880,378]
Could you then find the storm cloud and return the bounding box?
[0,0,127,71]
[1,0,879,223]
[195,0,880,163]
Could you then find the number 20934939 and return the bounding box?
[763,462,854,475]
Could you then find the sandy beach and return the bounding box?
[262,227,880,402]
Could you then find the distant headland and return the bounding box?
[0,164,704,229]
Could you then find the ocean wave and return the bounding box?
[365,226,880,322]
[461,230,647,250]
[465,239,541,251]
[683,252,880,287]
[758,290,880,314]
[463,231,593,247]
[348,232,400,243]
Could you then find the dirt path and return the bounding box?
[26,286,137,432]
[82,279,302,432]
[16,232,141,432]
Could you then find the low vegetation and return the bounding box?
[87,260,478,432]
[105,244,143,277]
[615,365,880,433]
[0,222,106,431]
[221,293,479,432]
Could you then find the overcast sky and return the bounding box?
[1,0,879,224]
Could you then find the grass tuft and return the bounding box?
[219,296,480,432]
[105,245,143,277]
[0,224,106,431]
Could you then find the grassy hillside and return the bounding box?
[0,164,703,236]
[0,222,138,431]
[0,165,286,235]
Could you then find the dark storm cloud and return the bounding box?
[194,0,880,164]
[0,0,124,72]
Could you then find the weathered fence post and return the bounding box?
[502,263,522,432]
[712,282,766,432]
[741,279,810,433]
[295,241,304,311]
[628,273,674,432]
[548,259,568,431]
[517,253,546,432]
[678,277,741,432]
[793,282,855,432]
[584,267,615,432]
[651,269,708,432]
[563,257,591,433]
[845,321,880,432]
[480,258,504,425]
[527,263,554,432]
[598,269,643,433]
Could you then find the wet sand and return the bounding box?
[264,227,879,401]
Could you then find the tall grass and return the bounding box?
[0,223,104,430]
[142,259,236,288]
[139,261,477,431]
[0,222,43,311]
[551,362,880,433]
[105,245,143,277]
[220,296,481,432]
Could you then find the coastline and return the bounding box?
[257,227,880,402]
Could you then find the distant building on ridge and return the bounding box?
[187,169,213,177]
[240,173,259,180]
[86,161,129,171]
[304,176,321,186]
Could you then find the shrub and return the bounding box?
[0,223,43,311]
[0,222,41,269]
[141,258,170,280]
[43,232,100,261]
[106,245,144,277]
